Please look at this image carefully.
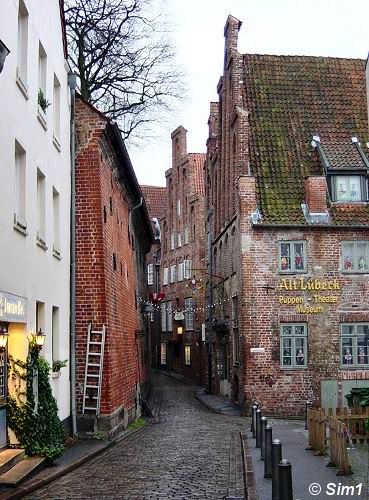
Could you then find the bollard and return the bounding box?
[305,401,310,430]
[272,439,282,500]
[251,405,257,433]
[252,405,257,438]
[260,416,267,460]
[264,425,273,478]
[255,409,262,448]
[278,459,293,500]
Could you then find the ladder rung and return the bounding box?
[86,374,100,378]
[89,342,102,345]
[88,352,102,356]
[91,330,103,335]
[85,385,98,389]
[87,363,101,367]
[84,407,98,410]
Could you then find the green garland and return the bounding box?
[7,342,65,461]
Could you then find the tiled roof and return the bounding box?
[189,153,206,195]
[243,54,369,225]
[140,185,167,219]
[320,140,367,170]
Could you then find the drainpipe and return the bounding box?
[207,207,214,394]
[68,72,78,436]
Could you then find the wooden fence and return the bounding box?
[307,407,369,476]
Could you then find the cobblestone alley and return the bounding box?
[27,373,245,499]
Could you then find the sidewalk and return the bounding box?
[246,418,364,500]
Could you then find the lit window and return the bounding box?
[341,324,369,367]
[279,241,306,273]
[160,342,167,365]
[333,175,366,202]
[184,345,191,366]
[280,324,307,368]
[342,241,369,273]
[147,263,154,285]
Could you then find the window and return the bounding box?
[342,241,369,273]
[52,188,60,256]
[163,267,169,286]
[38,42,47,114]
[167,301,172,331]
[37,168,46,245]
[280,324,307,368]
[178,262,184,282]
[170,265,176,283]
[185,298,194,330]
[52,306,59,365]
[112,253,117,271]
[184,345,191,366]
[14,140,27,230]
[17,0,29,89]
[341,324,369,367]
[36,301,45,344]
[184,226,189,245]
[170,233,175,250]
[161,303,167,332]
[177,232,182,248]
[177,199,181,216]
[232,297,239,328]
[332,175,367,203]
[184,259,192,279]
[233,328,240,364]
[147,263,154,285]
[161,342,167,365]
[53,75,61,146]
[279,241,306,273]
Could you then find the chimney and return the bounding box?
[224,15,242,53]
[171,126,187,168]
[305,176,328,213]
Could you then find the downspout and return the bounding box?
[68,72,78,436]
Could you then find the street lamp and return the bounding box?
[0,40,10,74]
[0,323,9,351]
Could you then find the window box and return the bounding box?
[37,105,48,130]
[340,324,369,368]
[280,323,307,369]
[341,241,369,273]
[278,241,307,273]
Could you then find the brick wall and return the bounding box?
[75,97,150,434]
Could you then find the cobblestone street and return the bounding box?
[27,373,245,499]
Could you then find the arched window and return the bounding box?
[224,234,229,277]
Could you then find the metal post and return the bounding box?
[305,401,309,430]
[251,405,257,437]
[264,425,273,478]
[261,416,267,460]
[272,439,282,500]
[256,409,262,448]
[278,459,293,500]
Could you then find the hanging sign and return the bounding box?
[0,291,27,323]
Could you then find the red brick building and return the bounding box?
[140,185,166,368]
[158,126,207,384]
[206,15,369,415]
[75,96,153,435]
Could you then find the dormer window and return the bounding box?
[332,175,367,202]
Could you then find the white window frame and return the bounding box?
[332,175,367,203]
[185,297,194,330]
[14,140,27,231]
[147,263,154,285]
[184,259,192,279]
[170,233,175,250]
[53,74,61,148]
[36,168,46,246]
[177,232,182,248]
[184,226,189,245]
[177,199,181,216]
[340,323,369,368]
[280,323,307,369]
[341,241,369,274]
[52,187,60,257]
[163,267,169,286]
[170,265,176,283]
[161,303,167,332]
[178,262,184,282]
[278,241,307,273]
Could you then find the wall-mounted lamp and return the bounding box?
[0,323,9,350]
[0,40,10,74]
[177,326,183,335]
[35,328,46,350]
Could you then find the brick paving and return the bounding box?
[26,373,246,499]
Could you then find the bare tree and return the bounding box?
[64,0,185,141]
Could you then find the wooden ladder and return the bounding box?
[82,324,106,415]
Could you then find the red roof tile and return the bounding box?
[140,185,167,219]
[189,153,206,195]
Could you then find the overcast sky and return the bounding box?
[130,0,369,187]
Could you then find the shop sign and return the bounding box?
[277,278,341,315]
[0,291,27,323]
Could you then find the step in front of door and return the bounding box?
[0,449,25,475]
[0,456,45,487]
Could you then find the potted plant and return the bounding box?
[52,359,68,373]
[38,88,51,113]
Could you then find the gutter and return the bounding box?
[68,72,78,436]
[252,223,369,230]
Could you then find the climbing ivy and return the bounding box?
[7,341,65,461]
